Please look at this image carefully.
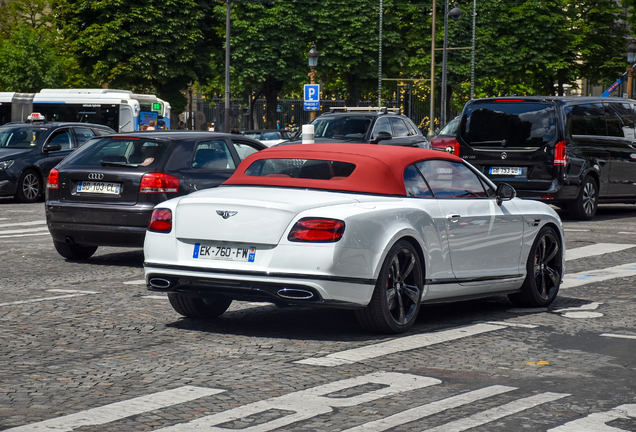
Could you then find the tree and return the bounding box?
[53,0,222,113]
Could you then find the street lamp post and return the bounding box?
[307,43,320,122]
[187,82,193,130]
[627,39,636,99]
[428,0,436,139]
[440,1,462,129]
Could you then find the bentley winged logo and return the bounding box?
[216,210,238,219]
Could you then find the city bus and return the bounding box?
[0,89,171,131]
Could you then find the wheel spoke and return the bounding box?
[402,283,421,303]
[396,292,406,324]
[391,255,401,280]
[399,251,415,282]
[386,285,397,309]
[543,238,559,263]
[545,266,561,289]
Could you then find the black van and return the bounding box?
[456,96,636,220]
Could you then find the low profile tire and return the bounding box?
[355,240,423,334]
[168,293,232,319]
[15,170,41,203]
[53,240,98,260]
[567,176,597,220]
[508,226,562,308]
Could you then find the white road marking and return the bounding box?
[155,372,439,432]
[0,232,51,239]
[47,289,99,294]
[484,321,539,328]
[0,291,99,307]
[142,295,168,300]
[560,262,636,289]
[0,221,47,228]
[5,385,224,432]
[553,302,602,313]
[618,231,636,235]
[341,385,516,432]
[601,333,636,340]
[566,243,635,261]
[123,279,146,285]
[548,403,636,431]
[564,228,589,232]
[294,323,505,367]
[421,392,570,432]
[0,227,49,235]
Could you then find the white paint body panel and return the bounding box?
[144,185,564,307]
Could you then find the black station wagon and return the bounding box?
[456,96,636,220]
[45,131,265,259]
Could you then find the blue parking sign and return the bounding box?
[304,84,320,111]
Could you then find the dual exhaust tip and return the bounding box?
[147,278,315,300]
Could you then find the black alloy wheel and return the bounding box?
[356,240,423,334]
[509,226,562,307]
[16,170,41,203]
[568,176,597,220]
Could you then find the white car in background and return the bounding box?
[143,144,565,334]
[242,129,291,147]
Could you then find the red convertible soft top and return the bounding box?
[224,144,463,195]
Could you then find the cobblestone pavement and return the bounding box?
[0,200,635,431]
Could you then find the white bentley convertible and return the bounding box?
[144,144,564,334]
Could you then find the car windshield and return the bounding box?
[245,158,356,180]
[312,116,373,141]
[459,102,557,148]
[0,127,48,149]
[61,137,170,169]
[438,118,459,136]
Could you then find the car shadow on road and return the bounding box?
[69,249,144,268]
[164,296,521,342]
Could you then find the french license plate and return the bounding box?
[489,166,522,176]
[77,181,122,194]
[193,244,256,262]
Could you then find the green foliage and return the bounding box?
[53,0,222,112]
[0,24,68,91]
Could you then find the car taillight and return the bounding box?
[288,218,345,243]
[47,169,59,189]
[140,173,179,193]
[148,208,172,233]
[554,141,568,166]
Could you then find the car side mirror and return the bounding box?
[371,131,392,144]
[496,182,516,206]
[44,144,63,152]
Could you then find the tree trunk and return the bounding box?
[345,73,361,106]
[263,78,283,129]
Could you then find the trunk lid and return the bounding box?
[174,187,360,245]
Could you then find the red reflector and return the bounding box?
[47,168,59,189]
[554,140,568,166]
[453,139,460,156]
[288,218,345,243]
[495,99,525,102]
[140,173,179,193]
[541,196,554,200]
[148,208,172,233]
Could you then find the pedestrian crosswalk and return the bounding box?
[0,220,49,239]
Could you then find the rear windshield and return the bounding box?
[61,137,170,169]
[312,116,373,141]
[245,158,356,180]
[460,102,557,148]
[0,127,49,148]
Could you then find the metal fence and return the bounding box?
[189,95,437,133]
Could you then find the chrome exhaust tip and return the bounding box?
[148,278,172,289]
[277,288,314,300]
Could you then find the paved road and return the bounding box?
[1,200,635,431]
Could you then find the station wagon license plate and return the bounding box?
[77,181,121,194]
[489,166,522,176]
[193,243,256,262]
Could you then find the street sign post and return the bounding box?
[304,84,320,111]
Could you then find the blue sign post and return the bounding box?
[304,84,320,111]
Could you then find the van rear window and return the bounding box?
[460,102,557,148]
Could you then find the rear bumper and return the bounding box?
[513,183,579,204]
[46,201,155,247]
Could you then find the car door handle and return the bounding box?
[446,214,461,222]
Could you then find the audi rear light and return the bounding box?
[140,173,179,193]
[288,218,345,243]
[47,169,59,189]
[148,208,172,233]
[554,141,568,166]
